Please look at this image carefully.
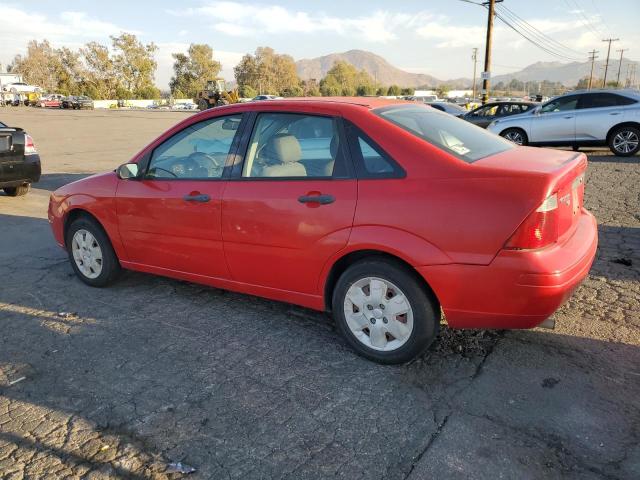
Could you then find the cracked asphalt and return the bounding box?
[0,109,638,479]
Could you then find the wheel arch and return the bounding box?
[63,208,110,248]
[606,121,640,143]
[323,249,441,313]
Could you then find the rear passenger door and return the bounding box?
[221,111,357,295]
[575,93,636,142]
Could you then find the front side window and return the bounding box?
[147,114,241,179]
[541,95,579,113]
[242,113,343,178]
[474,105,499,117]
[375,104,514,163]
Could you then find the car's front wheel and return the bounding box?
[3,184,30,196]
[66,216,121,287]
[608,125,640,157]
[500,128,528,146]
[332,259,439,364]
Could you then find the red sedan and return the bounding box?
[48,98,597,363]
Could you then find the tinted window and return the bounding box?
[580,93,637,109]
[541,95,579,113]
[473,105,499,117]
[242,113,342,178]
[375,104,514,163]
[499,103,529,115]
[147,114,241,179]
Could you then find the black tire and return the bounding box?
[3,184,30,196]
[198,99,210,111]
[500,128,528,146]
[608,125,640,157]
[572,145,580,151]
[332,258,439,364]
[65,216,121,287]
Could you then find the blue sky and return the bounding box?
[1,0,638,88]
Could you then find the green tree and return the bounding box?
[320,61,374,96]
[234,47,299,96]
[111,33,159,99]
[9,40,63,92]
[81,41,117,99]
[387,85,401,96]
[169,44,222,98]
[240,84,257,98]
[400,87,415,96]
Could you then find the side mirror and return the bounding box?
[117,163,140,180]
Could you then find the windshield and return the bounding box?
[375,104,514,163]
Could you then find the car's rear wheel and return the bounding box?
[198,99,209,111]
[501,128,528,146]
[3,184,30,196]
[608,126,640,157]
[66,216,121,287]
[332,259,439,364]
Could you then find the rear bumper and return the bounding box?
[418,210,598,329]
[0,154,41,187]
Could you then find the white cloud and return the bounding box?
[168,2,433,43]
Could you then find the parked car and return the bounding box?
[61,95,94,109]
[48,99,597,364]
[252,95,283,101]
[36,94,65,108]
[462,101,537,128]
[487,89,640,156]
[1,82,41,94]
[0,123,41,196]
[426,102,467,116]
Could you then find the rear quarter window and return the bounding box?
[375,104,514,163]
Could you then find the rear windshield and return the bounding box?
[375,104,514,163]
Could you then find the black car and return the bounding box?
[61,95,94,109]
[462,101,536,128]
[0,122,41,196]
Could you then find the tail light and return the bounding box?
[24,134,37,155]
[505,193,559,250]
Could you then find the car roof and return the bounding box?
[561,88,640,98]
[250,97,407,109]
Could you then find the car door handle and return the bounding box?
[183,193,210,202]
[298,194,335,205]
[564,116,574,119]
[609,112,621,115]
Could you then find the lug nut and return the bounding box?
[379,304,385,309]
[367,305,373,310]
[370,318,376,324]
[383,317,388,324]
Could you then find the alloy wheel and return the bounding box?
[504,130,524,145]
[343,277,414,351]
[613,130,639,154]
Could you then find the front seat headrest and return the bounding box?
[264,134,302,164]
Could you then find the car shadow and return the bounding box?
[35,173,94,191]
[594,225,639,282]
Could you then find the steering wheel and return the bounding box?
[187,151,224,176]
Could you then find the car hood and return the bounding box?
[53,171,116,198]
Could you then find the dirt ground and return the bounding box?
[0,108,638,480]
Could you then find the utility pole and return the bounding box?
[587,50,598,90]
[471,47,478,100]
[601,38,619,87]
[615,48,627,86]
[481,0,502,104]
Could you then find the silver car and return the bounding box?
[487,89,640,156]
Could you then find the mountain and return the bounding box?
[491,59,640,86]
[296,50,442,88]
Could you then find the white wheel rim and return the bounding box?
[343,277,414,352]
[613,130,639,153]
[71,229,103,279]
[504,131,524,145]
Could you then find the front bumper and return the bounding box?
[418,210,598,329]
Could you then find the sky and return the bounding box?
[1,0,638,89]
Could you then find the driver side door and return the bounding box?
[116,114,243,279]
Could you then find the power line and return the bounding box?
[563,0,603,38]
[497,4,585,58]
[493,10,584,62]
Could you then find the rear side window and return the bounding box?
[579,93,637,109]
[375,104,514,163]
[344,122,403,178]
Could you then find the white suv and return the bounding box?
[487,89,640,156]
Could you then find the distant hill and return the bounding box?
[296,50,441,88]
[491,59,640,86]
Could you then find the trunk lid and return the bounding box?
[475,146,587,244]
